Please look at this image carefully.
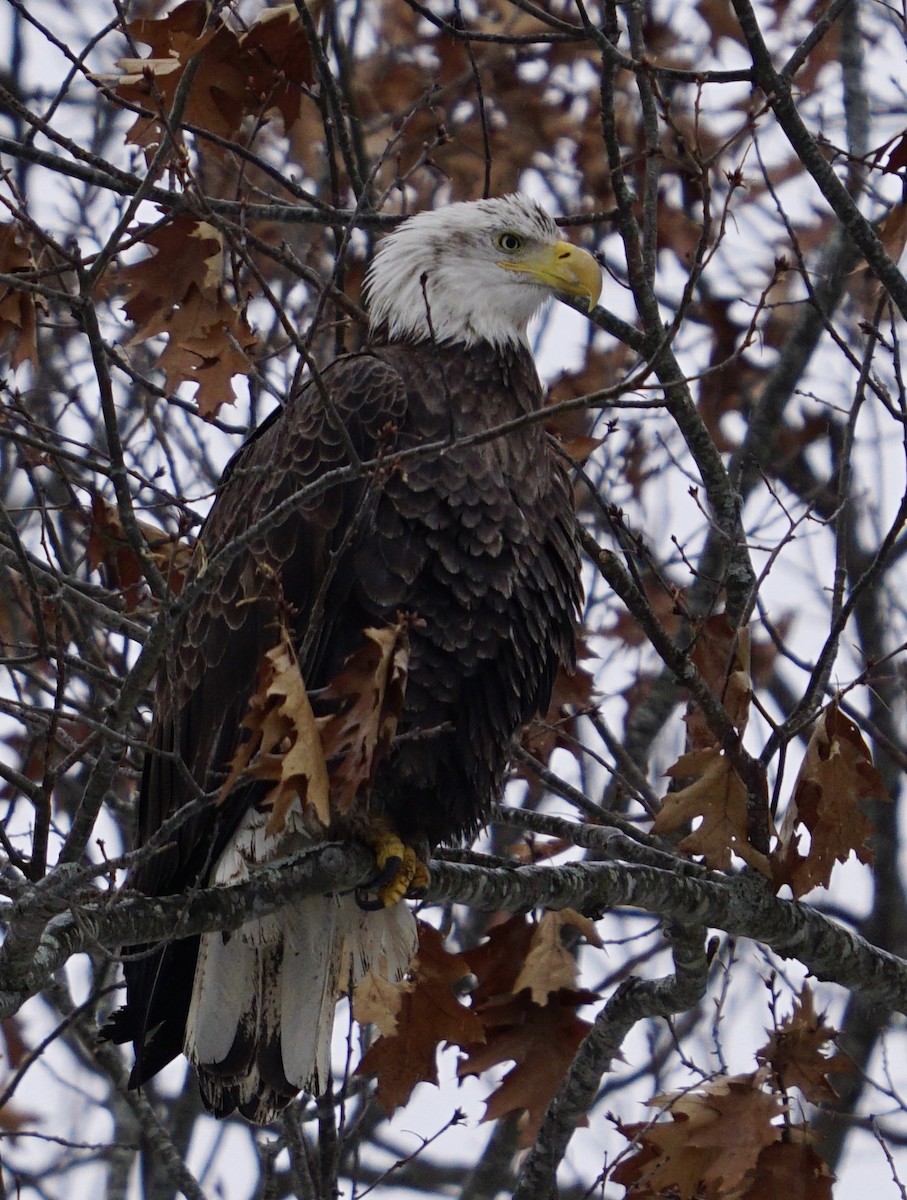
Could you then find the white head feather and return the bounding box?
[365,195,600,351]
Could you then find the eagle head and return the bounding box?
[365,194,602,350]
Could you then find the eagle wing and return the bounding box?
[113,353,411,1087]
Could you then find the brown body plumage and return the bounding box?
[107,196,599,1121]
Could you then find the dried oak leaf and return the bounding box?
[0,222,40,369]
[849,203,907,310]
[122,218,222,332]
[115,0,247,152]
[219,625,330,833]
[0,1017,36,1135]
[870,129,907,176]
[155,286,258,418]
[511,909,602,1004]
[458,986,597,1147]
[653,747,771,877]
[356,921,483,1112]
[756,986,852,1104]
[614,1071,783,1199]
[122,216,257,416]
[240,5,313,133]
[772,700,888,898]
[455,914,602,1145]
[463,914,537,1003]
[605,579,682,647]
[352,969,409,1039]
[86,493,192,607]
[686,613,751,749]
[316,620,412,816]
[741,1126,834,1200]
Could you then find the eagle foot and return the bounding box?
[356,827,430,910]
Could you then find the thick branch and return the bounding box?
[3,851,907,1023]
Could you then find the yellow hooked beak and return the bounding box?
[499,240,602,311]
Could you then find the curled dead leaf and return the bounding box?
[756,985,852,1104]
[316,619,412,816]
[219,625,330,832]
[771,700,888,898]
[654,747,771,877]
[511,909,603,1005]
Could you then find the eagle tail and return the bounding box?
[184,892,416,1123]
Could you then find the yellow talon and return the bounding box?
[361,825,430,908]
[409,858,430,895]
[378,844,417,907]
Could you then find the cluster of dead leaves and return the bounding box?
[613,986,845,1199]
[111,1,314,157]
[121,214,257,417]
[652,614,887,895]
[220,618,411,835]
[348,3,598,201]
[652,614,771,875]
[0,222,40,370]
[85,492,192,608]
[356,910,601,1147]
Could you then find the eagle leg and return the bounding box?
[356,825,430,910]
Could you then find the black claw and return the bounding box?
[354,887,387,911]
[374,853,403,888]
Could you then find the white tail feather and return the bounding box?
[279,896,342,1091]
[184,809,418,1119]
[185,926,258,1066]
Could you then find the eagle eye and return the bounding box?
[496,231,523,253]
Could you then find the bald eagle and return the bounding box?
[107,195,601,1122]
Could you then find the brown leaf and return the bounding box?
[458,987,597,1147]
[696,0,749,51]
[772,701,888,898]
[848,203,907,309]
[122,217,222,333]
[614,1071,784,1199]
[115,1,249,153]
[122,218,257,416]
[520,633,596,767]
[1,1017,28,1071]
[654,747,771,877]
[220,625,330,832]
[874,129,907,177]
[240,5,314,133]
[156,286,258,418]
[356,922,483,1112]
[352,969,411,1039]
[85,493,192,608]
[452,914,601,1146]
[462,914,536,1004]
[511,909,602,1004]
[604,580,682,647]
[0,1102,36,1135]
[0,222,40,369]
[0,1018,36,1136]
[756,986,852,1103]
[316,619,412,816]
[686,614,752,748]
[504,835,574,865]
[740,1127,834,1200]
